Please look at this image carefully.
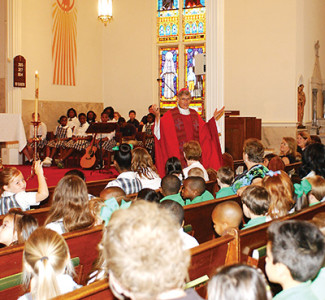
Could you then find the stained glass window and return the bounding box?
[157,0,179,43]
[185,45,205,100]
[159,47,179,102]
[183,0,206,41]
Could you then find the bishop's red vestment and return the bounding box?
[154,107,223,177]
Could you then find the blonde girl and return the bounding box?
[45,175,95,234]
[19,227,80,300]
[131,147,161,189]
[0,161,48,215]
[262,170,295,219]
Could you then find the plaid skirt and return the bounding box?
[47,139,69,149]
[66,139,90,151]
[28,139,47,149]
[99,139,117,152]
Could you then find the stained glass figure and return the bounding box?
[185,45,205,99]
[183,0,206,41]
[159,48,179,101]
[157,0,179,43]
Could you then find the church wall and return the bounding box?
[19,1,104,114]
[0,0,6,113]
[102,0,156,120]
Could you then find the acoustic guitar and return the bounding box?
[80,134,98,169]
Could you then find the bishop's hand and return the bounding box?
[213,106,225,121]
[152,104,160,120]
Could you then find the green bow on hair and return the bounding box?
[112,144,134,151]
[294,179,312,197]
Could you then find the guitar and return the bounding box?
[80,133,98,169]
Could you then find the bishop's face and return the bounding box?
[178,94,191,110]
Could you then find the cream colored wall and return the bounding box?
[20,0,104,104]
[0,0,6,113]
[224,0,298,123]
[102,0,156,120]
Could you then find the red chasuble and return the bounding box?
[155,107,223,177]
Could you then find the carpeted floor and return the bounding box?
[4,165,119,190]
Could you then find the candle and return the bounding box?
[34,71,39,122]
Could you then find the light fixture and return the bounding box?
[98,0,113,26]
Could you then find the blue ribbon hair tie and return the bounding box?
[294,179,312,197]
[266,170,281,177]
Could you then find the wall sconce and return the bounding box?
[98,0,113,26]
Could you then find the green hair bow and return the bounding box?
[112,144,134,151]
[294,179,312,197]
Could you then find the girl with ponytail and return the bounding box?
[19,227,80,299]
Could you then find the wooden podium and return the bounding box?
[225,111,261,160]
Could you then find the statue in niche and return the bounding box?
[298,84,306,128]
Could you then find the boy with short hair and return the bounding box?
[266,220,325,300]
[160,200,199,249]
[216,167,236,198]
[181,176,214,206]
[241,185,269,229]
[159,175,184,206]
[188,167,205,179]
[211,201,243,236]
[127,110,140,129]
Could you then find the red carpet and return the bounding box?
[4,165,119,190]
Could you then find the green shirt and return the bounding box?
[274,281,317,300]
[216,186,236,198]
[311,267,325,300]
[242,216,266,229]
[160,193,185,206]
[185,190,214,206]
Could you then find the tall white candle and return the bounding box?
[35,71,39,122]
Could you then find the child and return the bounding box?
[138,188,161,203]
[306,175,325,206]
[183,140,209,181]
[159,174,184,206]
[160,200,199,249]
[87,110,97,124]
[0,161,48,215]
[67,107,79,132]
[0,208,38,246]
[211,201,243,236]
[181,176,214,206]
[43,115,72,167]
[241,185,269,229]
[127,109,140,129]
[188,167,205,179]
[22,113,47,165]
[131,147,161,189]
[165,156,185,181]
[105,144,142,194]
[64,169,95,199]
[266,220,325,300]
[45,175,95,234]
[19,227,80,300]
[216,166,236,198]
[57,113,92,166]
[208,264,271,300]
[262,170,294,219]
[142,113,155,159]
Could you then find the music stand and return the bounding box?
[86,123,117,170]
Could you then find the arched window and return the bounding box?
[157,0,206,117]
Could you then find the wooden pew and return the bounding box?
[184,195,242,244]
[0,225,103,299]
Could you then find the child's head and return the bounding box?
[104,106,115,120]
[100,186,126,202]
[67,108,77,118]
[131,147,158,178]
[0,167,25,194]
[165,157,184,179]
[137,188,161,203]
[262,170,294,219]
[22,227,73,299]
[78,113,87,124]
[59,115,68,126]
[212,201,243,236]
[181,177,205,201]
[217,166,234,186]
[208,264,271,300]
[114,143,132,171]
[160,200,184,227]
[100,111,109,123]
[183,140,202,162]
[31,113,40,121]
[129,110,136,120]
[306,175,325,205]
[88,197,106,226]
[241,185,269,218]
[64,169,86,181]
[311,212,325,236]
[46,175,94,232]
[161,174,181,196]
[147,113,155,124]
[266,220,325,285]
[87,110,96,122]
[188,167,204,179]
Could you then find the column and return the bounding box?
[312,88,318,126]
